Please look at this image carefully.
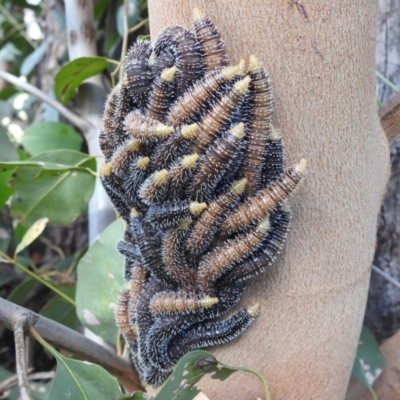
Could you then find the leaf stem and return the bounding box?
[128,18,149,34]
[0,250,76,306]
[119,0,130,82]
[376,71,400,92]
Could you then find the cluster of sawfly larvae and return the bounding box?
[99,8,306,386]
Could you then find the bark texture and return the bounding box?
[147,1,389,399]
[364,0,400,343]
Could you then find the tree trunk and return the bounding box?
[148,1,389,399]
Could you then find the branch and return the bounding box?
[14,315,31,400]
[0,70,91,133]
[0,298,143,393]
[380,91,400,143]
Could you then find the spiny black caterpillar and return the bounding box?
[100,7,307,386]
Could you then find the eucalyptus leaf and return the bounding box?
[55,57,109,104]
[34,337,143,400]
[15,217,48,254]
[39,285,80,330]
[0,126,18,162]
[352,326,384,396]
[10,150,95,227]
[155,350,271,400]
[76,219,124,344]
[22,121,83,156]
[0,169,14,209]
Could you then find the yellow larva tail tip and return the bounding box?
[99,163,112,177]
[269,124,282,141]
[178,217,192,230]
[131,208,139,217]
[127,139,141,152]
[201,296,219,308]
[257,215,270,233]
[229,122,245,140]
[189,201,207,215]
[230,178,247,195]
[161,66,178,82]
[121,74,129,87]
[281,199,292,213]
[247,303,260,317]
[294,159,307,176]
[181,153,199,169]
[220,65,240,81]
[193,7,206,23]
[237,59,246,76]
[156,123,174,137]
[234,76,251,95]
[181,123,198,139]
[154,169,168,185]
[137,156,150,170]
[248,55,263,73]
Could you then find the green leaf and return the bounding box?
[352,326,384,398]
[15,217,48,254]
[40,285,81,330]
[10,150,95,227]
[0,125,18,162]
[31,332,142,400]
[0,169,14,209]
[22,121,83,156]
[55,57,109,104]
[76,219,124,344]
[8,278,37,305]
[155,350,271,400]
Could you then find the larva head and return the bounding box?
[234,76,251,95]
[181,123,198,139]
[237,59,246,76]
[127,139,141,152]
[247,303,260,317]
[156,123,175,138]
[161,66,178,83]
[229,122,245,140]
[199,296,219,308]
[269,124,282,141]
[248,55,263,74]
[181,154,199,170]
[178,217,192,230]
[230,178,247,195]
[294,159,307,177]
[257,215,270,233]
[192,7,207,23]
[220,65,240,81]
[189,201,207,215]
[137,156,150,170]
[154,169,168,186]
[99,162,112,177]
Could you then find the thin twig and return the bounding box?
[0,70,91,132]
[14,315,32,400]
[372,265,400,290]
[0,251,75,306]
[0,4,37,49]
[0,298,143,393]
[119,0,130,82]
[128,18,149,34]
